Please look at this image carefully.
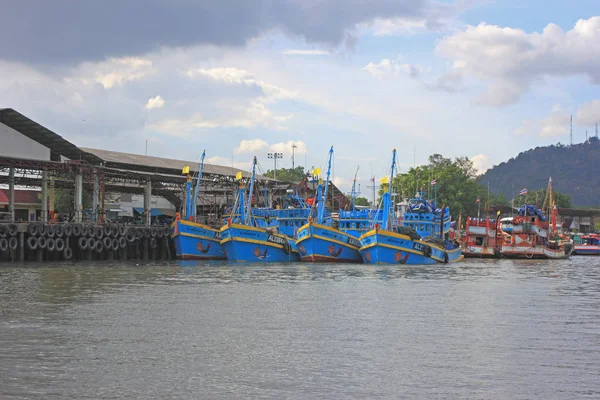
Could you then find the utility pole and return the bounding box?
[267,152,283,180]
[367,176,378,207]
[292,143,297,173]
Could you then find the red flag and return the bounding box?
[476,197,480,203]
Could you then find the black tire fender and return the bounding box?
[46,238,56,252]
[46,224,55,238]
[7,223,18,237]
[78,236,88,250]
[423,244,432,258]
[63,247,73,260]
[37,236,47,249]
[27,236,38,250]
[55,238,65,252]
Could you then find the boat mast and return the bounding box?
[318,146,334,224]
[350,165,359,210]
[245,156,257,225]
[381,149,397,231]
[191,150,206,219]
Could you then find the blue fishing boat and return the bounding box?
[359,149,463,265]
[220,156,299,263]
[297,147,362,263]
[336,169,382,239]
[171,150,226,260]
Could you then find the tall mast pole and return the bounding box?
[245,156,257,225]
[191,150,206,218]
[318,146,334,224]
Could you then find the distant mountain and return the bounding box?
[479,137,600,207]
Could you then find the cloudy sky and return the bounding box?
[1,0,599,194]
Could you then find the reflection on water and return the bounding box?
[1,257,599,399]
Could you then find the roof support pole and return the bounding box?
[92,172,99,223]
[99,173,105,224]
[74,172,83,223]
[41,169,48,223]
[144,179,152,226]
[49,177,55,217]
[8,167,15,221]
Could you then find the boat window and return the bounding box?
[475,236,484,245]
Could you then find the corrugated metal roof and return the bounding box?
[80,147,271,181]
[0,108,103,164]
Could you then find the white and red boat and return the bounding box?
[462,217,502,258]
[573,234,600,255]
[501,178,572,259]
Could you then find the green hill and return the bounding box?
[479,137,600,207]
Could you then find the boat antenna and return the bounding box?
[318,146,334,224]
[191,150,206,219]
[570,115,573,146]
[245,156,257,225]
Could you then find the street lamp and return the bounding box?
[267,152,283,180]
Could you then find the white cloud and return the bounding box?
[540,111,570,137]
[576,100,600,126]
[361,58,421,79]
[282,49,329,56]
[471,154,493,174]
[145,95,165,109]
[435,17,600,106]
[333,176,347,188]
[205,156,251,171]
[89,57,153,89]
[234,139,270,154]
[368,17,429,36]
[149,101,293,135]
[270,140,308,156]
[186,67,296,100]
[234,139,308,156]
[514,110,570,137]
[514,120,536,136]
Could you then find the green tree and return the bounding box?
[515,188,572,208]
[345,195,371,207]
[355,197,371,206]
[263,166,306,182]
[384,154,486,217]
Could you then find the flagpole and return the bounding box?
[434,182,437,209]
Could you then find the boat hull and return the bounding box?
[296,222,361,263]
[220,224,299,263]
[359,229,463,265]
[171,220,226,260]
[463,245,501,258]
[501,244,571,259]
[572,245,600,255]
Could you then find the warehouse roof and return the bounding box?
[80,147,270,181]
[0,108,103,164]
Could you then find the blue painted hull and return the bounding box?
[220,224,299,263]
[296,222,361,263]
[359,229,463,265]
[171,220,226,260]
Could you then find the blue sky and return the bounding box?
[1,1,599,194]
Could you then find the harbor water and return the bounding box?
[1,258,599,399]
